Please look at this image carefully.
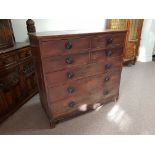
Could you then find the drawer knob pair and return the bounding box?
[105,50,112,57]
[65,56,74,64]
[106,38,113,44]
[105,64,112,70]
[65,41,72,49]
[67,71,74,79]
[67,86,75,93]
[68,101,76,108]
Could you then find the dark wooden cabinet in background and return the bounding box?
[0,43,38,123]
[30,29,127,127]
[0,19,38,123]
[0,19,14,50]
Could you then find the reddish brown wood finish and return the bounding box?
[29,29,127,127]
[42,52,90,73]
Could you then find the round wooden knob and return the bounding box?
[68,101,76,108]
[67,86,75,93]
[104,76,110,82]
[106,38,113,44]
[65,56,74,64]
[67,72,74,79]
[65,41,72,49]
[105,50,112,56]
[105,64,112,70]
[103,90,109,95]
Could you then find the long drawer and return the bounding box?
[45,58,122,87]
[91,32,126,49]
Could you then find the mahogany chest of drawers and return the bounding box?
[29,30,127,127]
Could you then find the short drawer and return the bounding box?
[50,85,119,119]
[18,47,31,60]
[42,52,89,73]
[92,48,123,61]
[41,37,90,57]
[91,33,126,49]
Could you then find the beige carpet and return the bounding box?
[0,62,155,135]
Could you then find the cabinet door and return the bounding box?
[0,19,14,50]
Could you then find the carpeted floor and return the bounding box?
[0,62,155,135]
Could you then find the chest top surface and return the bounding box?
[29,29,127,40]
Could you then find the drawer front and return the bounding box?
[92,48,123,61]
[42,52,89,73]
[50,97,94,118]
[50,96,97,118]
[92,56,122,73]
[50,85,119,119]
[92,33,126,49]
[18,47,31,60]
[48,71,120,103]
[41,37,90,57]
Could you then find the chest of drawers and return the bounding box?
[29,30,127,127]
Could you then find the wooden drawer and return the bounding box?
[45,60,121,86]
[91,47,123,61]
[18,47,31,60]
[42,52,90,73]
[50,85,119,119]
[50,96,95,118]
[0,53,17,68]
[41,37,90,58]
[91,33,126,49]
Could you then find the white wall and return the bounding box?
[138,19,155,62]
[11,19,106,42]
